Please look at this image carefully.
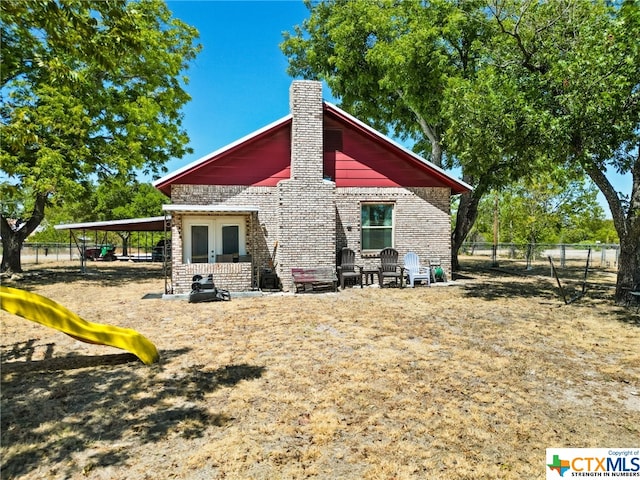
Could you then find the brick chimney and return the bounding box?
[276,80,336,289]
[289,80,324,180]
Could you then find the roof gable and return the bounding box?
[323,105,463,190]
[154,115,292,195]
[153,104,471,196]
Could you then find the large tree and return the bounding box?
[468,178,614,248]
[469,0,639,303]
[93,177,168,255]
[499,175,605,247]
[0,0,200,272]
[283,0,639,304]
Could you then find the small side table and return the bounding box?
[362,269,378,286]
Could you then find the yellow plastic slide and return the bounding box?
[0,285,159,365]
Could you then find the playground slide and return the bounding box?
[0,286,159,365]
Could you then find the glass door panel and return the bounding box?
[191,225,210,263]
[221,225,239,255]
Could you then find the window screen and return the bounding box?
[191,225,209,263]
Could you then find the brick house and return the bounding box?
[153,80,471,294]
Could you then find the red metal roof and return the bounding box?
[153,104,471,196]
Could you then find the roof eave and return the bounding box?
[55,216,168,232]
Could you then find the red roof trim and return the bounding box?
[153,102,472,196]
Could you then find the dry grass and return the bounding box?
[1,259,638,480]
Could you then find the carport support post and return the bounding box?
[581,248,591,295]
[163,212,170,295]
[83,230,87,273]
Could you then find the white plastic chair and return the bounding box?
[403,252,431,287]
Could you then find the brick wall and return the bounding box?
[169,186,279,293]
[289,80,324,180]
[335,186,453,277]
[276,180,336,291]
[275,81,336,290]
[170,183,452,292]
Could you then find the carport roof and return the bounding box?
[54,216,168,232]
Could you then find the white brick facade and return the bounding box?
[168,183,451,293]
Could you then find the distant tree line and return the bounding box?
[29,178,168,253]
[463,177,618,248]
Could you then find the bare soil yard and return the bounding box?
[1,259,638,480]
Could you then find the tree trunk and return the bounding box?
[118,232,131,256]
[0,230,24,273]
[0,193,48,274]
[451,183,486,271]
[615,235,640,304]
[583,155,639,305]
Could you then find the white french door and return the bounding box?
[183,216,245,264]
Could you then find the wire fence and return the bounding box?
[2,241,622,269]
[461,242,620,269]
[2,242,160,265]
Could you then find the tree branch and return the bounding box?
[582,159,628,238]
[490,0,548,74]
[398,90,443,167]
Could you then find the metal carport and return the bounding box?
[55,216,171,291]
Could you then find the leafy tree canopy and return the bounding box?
[31,178,168,246]
[0,0,200,271]
[94,177,168,221]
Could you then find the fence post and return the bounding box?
[560,244,566,268]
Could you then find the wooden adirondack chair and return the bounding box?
[337,247,363,289]
[378,248,404,288]
[403,252,431,287]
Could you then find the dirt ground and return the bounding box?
[1,259,638,480]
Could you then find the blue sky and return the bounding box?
[163,0,322,174]
[163,0,630,218]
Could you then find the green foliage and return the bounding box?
[282,0,490,166]
[94,178,168,221]
[500,176,600,245]
[469,177,618,247]
[30,179,168,244]
[284,0,638,300]
[0,0,200,271]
